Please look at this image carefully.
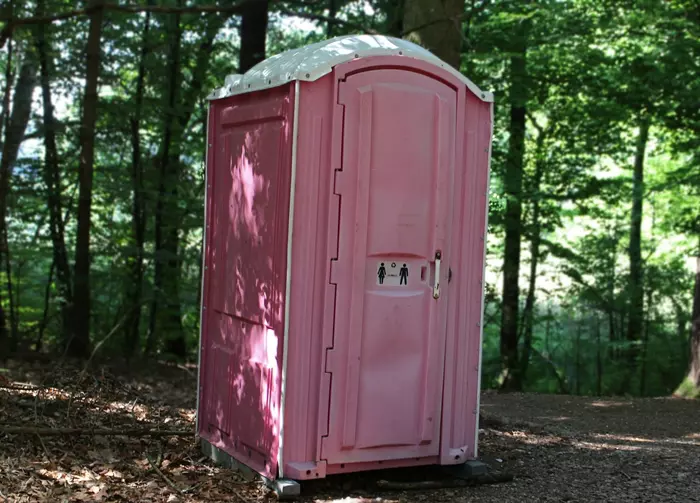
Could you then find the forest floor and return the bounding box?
[1,358,699,503]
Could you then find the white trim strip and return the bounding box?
[195,105,211,435]
[474,102,494,458]
[277,80,301,479]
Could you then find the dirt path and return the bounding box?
[473,391,700,503]
[1,360,698,502]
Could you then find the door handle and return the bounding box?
[433,251,441,299]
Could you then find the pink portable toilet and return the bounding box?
[196,34,493,497]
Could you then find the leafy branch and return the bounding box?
[0,0,258,47]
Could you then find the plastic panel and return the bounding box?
[197,84,295,479]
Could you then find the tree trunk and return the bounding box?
[35,0,73,344]
[238,0,269,73]
[640,286,653,396]
[0,18,13,355]
[0,26,12,145]
[71,0,104,358]
[403,0,463,69]
[596,315,602,396]
[575,318,582,395]
[0,57,36,350]
[327,0,337,37]
[34,259,55,351]
[520,189,540,384]
[626,114,650,364]
[385,0,405,36]
[675,243,700,398]
[147,7,184,357]
[124,7,152,359]
[545,304,551,354]
[690,250,700,385]
[674,301,687,359]
[146,14,225,358]
[607,227,618,360]
[499,13,529,392]
[519,123,546,385]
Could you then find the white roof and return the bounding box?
[208,34,493,102]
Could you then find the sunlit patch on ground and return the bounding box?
[313,499,398,503]
[535,415,571,422]
[588,400,630,408]
[501,432,566,446]
[590,433,655,443]
[572,440,645,451]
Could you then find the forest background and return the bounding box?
[0,0,698,399]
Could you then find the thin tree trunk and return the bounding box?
[0,26,12,145]
[0,0,16,143]
[640,204,656,395]
[147,5,184,357]
[519,122,546,384]
[575,317,581,395]
[0,14,13,354]
[674,301,687,360]
[0,9,12,148]
[1,57,36,351]
[3,241,14,345]
[238,0,268,73]
[34,196,76,352]
[520,209,539,380]
[13,260,20,335]
[124,6,152,359]
[387,0,405,36]
[545,304,551,355]
[403,0,463,69]
[499,11,530,391]
[71,0,104,358]
[626,114,650,365]
[327,0,337,37]
[596,314,602,396]
[463,0,490,76]
[607,226,617,359]
[640,287,652,396]
[146,13,225,358]
[34,259,55,352]
[35,0,73,344]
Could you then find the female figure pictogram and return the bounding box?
[377,263,387,284]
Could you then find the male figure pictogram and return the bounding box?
[399,264,408,285]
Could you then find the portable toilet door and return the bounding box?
[321,65,459,467]
[197,34,493,491]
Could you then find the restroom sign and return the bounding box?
[377,261,408,286]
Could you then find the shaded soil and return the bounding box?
[0,359,698,502]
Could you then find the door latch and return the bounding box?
[433,251,441,299]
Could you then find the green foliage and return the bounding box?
[469,0,699,396]
[0,0,697,397]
